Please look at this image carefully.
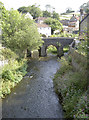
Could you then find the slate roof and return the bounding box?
[70,14,79,22]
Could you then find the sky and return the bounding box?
[1,0,89,14]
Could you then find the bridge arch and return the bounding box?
[39,43,64,57]
[39,37,74,57]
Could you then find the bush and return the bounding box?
[0,48,18,60]
[41,34,46,37]
[76,39,88,56]
[2,70,15,82]
[0,59,27,98]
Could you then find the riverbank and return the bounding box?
[0,47,28,98]
[53,54,88,119]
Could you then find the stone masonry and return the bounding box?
[39,37,74,57]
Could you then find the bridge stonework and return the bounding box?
[39,37,74,57]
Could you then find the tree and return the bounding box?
[18,5,42,19]
[17,6,28,13]
[1,6,42,58]
[43,10,51,17]
[80,1,89,14]
[45,4,51,12]
[66,7,75,13]
[28,5,42,19]
[44,18,63,34]
[52,11,60,20]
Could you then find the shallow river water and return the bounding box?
[2,55,63,118]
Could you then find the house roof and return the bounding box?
[36,17,47,20]
[70,14,79,22]
[37,23,50,28]
[25,12,33,19]
[60,20,69,26]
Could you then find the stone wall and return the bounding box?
[69,43,87,72]
[79,13,89,37]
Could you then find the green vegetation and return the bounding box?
[18,4,60,20]
[53,56,88,119]
[47,45,69,54]
[18,5,43,19]
[0,58,27,98]
[63,46,69,53]
[61,7,75,15]
[44,18,63,34]
[47,45,57,54]
[0,47,28,98]
[52,11,60,20]
[80,1,89,14]
[43,10,51,18]
[53,32,88,118]
[50,33,79,38]
[76,35,88,57]
[1,4,42,58]
[0,48,18,60]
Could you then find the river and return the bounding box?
[2,55,63,118]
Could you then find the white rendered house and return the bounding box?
[37,23,51,37]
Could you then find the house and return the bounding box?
[60,20,69,26]
[79,10,89,39]
[35,17,47,24]
[35,17,51,37]
[37,23,51,37]
[68,14,79,33]
[60,14,79,34]
[25,12,33,20]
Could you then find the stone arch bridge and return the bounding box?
[39,37,74,57]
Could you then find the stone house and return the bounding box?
[79,12,89,39]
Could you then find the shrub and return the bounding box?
[0,48,18,60]
[0,59,27,98]
[2,70,15,82]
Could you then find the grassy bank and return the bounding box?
[0,48,27,98]
[53,55,88,119]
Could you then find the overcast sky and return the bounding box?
[1,0,89,13]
